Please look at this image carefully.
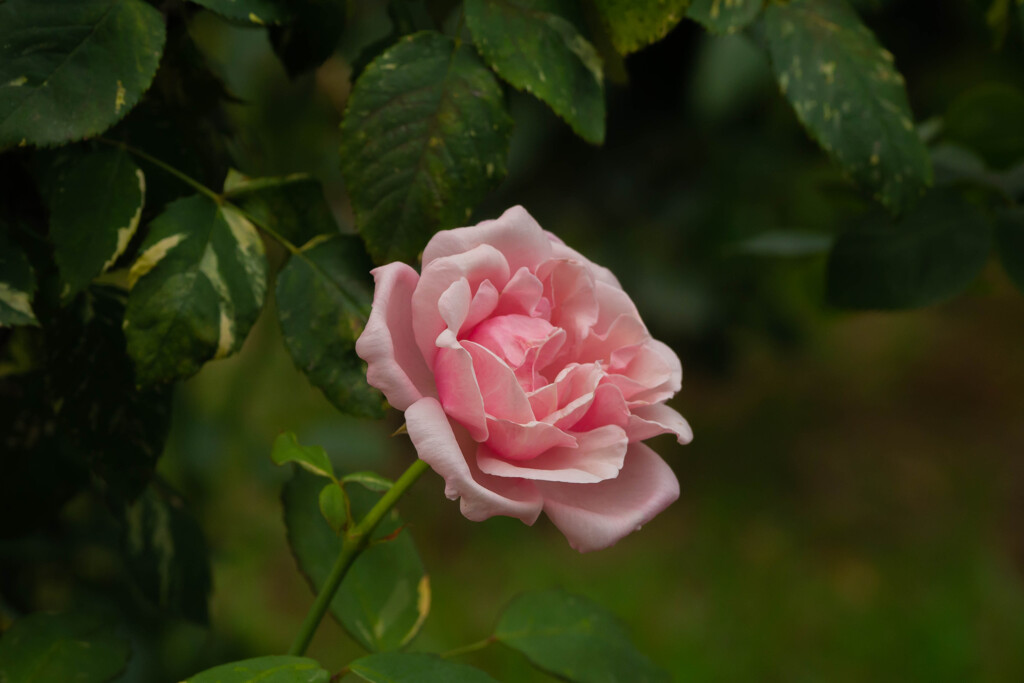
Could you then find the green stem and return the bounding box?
[287,458,431,656]
[95,137,222,204]
[440,636,497,659]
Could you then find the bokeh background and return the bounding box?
[11,0,1024,680]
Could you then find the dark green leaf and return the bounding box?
[187,0,291,25]
[688,0,763,34]
[124,194,268,385]
[271,431,337,480]
[38,147,145,300]
[0,611,131,683]
[121,483,212,623]
[995,207,1024,294]
[466,0,605,144]
[762,0,932,211]
[826,192,992,309]
[590,0,690,55]
[342,471,395,492]
[223,170,340,248]
[340,31,513,265]
[350,653,498,683]
[929,143,1024,199]
[276,235,387,418]
[319,482,348,533]
[0,0,166,149]
[270,0,347,77]
[729,230,833,257]
[495,589,669,683]
[185,656,330,683]
[283,469,430,652]
[0,226,39,327]
[943,83,1024,171]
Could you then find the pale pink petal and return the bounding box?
[423,206,553,271]
[437,278,472,333]
[571,383,630,432]
[537,443,680,552]
[484,418,577,461]
[546,234,622,288]
[592,280,642,336]
[406,397,543,524]
[356,263,436,410]
[609,340,683,403]
[412,244,510,368]
[537,259,599,341]
[627,403,694,445]
[579,314,649,365]
[462,341,533,423]
[465,314,557,368]
[493,267,547,319]
[434,339,488,441]
[517,327,566,391]
[477,425,628,483]
[463,280,500,334]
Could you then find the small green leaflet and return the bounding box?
[283,469,430,652]
[0,0,166,149]
[319,482,348,533]
[271,431,337,480]
[0,227,39,327]
[762,0,932,212]
[187,0,290,25]
[223,170,340,248]
[826,192,992,309]
[495,589,669,683]
[121,484,212,623]
[350,653,499,683]
[591,0,690,55]
[688,0,764,34]
[995,208,1024,295]
[38,147,145,300]
[466,0,605,144]
[0,611,131,683]
[184,656,330,683]
[124,194,268,386]
[276,234,387,418]
[343,471,395,492]
[340,31,513,265]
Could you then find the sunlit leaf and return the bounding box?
[0,0,165,148]
[340,31,512,264]
[495,589,669,683]
[591,0,690,55]
[350,653,499,683]
[185,656,329,683]
[0,611,130,683]
[271,431,337,480]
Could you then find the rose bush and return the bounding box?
[356,207,692,551]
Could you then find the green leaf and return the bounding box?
[0,611,131,683]
[350,653,499,683]
[342,471,395,492]
[39,147,145,300]
[590,0,690,55]
[121,483,212,623]
[826,192,992,309]
[223,170,340,248]
[270,0,347,77]
[340,31,513,265]
[276,235,387,418]
[728,230,833,257]
[187,0,291,25]
[762,0,932,212]
[283,469,430,652]
[0,0,166,149]
[995,207,1024,294]
[495,589,669,683]
[272,431,337,480]
[466,0,605,144]
[185,656,330,683]
[0,226,39,327]
[319,482,349,533]
[124,194,268,385]
[943,83,1024,171]
[688,0,764,34]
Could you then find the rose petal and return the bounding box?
[356,263,436,410]
[571,383,630,433]
[463,279,500,334]
[592,280,642,336]
[466,314,557,368]
[406,397,543,524]
[477,425,628,483]
[546,234,622,289]
[536,442,680,552]
[462,341,534,423]
[627,403,693,445]
[484,417,577,461]
[423,206,553,272]
[493,267,547,319]
[537,259,599,342]
[434,339,488,441]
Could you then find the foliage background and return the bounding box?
[3,0,1024,680]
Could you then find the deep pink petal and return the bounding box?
[462,341,533,423]
[571,383,630,433]
[356,263,435,410]
[477,425,628,483]
[406,398,543,524]
[537,443,680,552]
[423,206,553,272]
[466,314,557,368]
[434,339,488,441]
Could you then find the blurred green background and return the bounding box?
[10,0,1024,680]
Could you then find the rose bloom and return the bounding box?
[356,207,692,552]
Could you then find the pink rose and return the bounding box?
[355,207,692,552]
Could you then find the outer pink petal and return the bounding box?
[477,425,628,483]
[536,442,680,552]
[423,206,553,272]
[627,403,694,445]
[406,397,543,524]
[546,234,622,289]
[355,263,436,410]
[434,339,488,442]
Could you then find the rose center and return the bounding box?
[465,314,557,370]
